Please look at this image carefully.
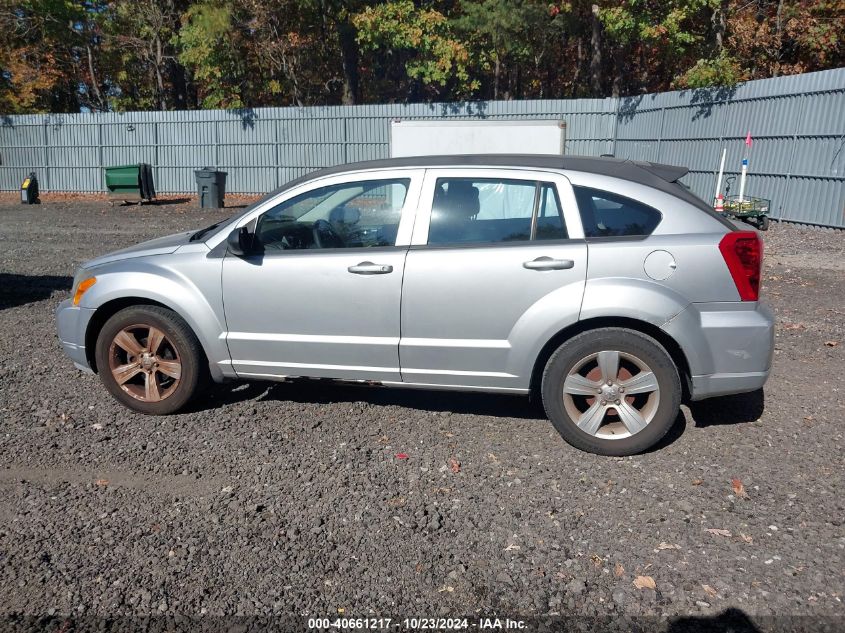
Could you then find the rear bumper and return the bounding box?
[56,299,95,373]
[662,301,774,401]
[690,370,770,400]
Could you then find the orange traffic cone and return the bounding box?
[714,194,724,213]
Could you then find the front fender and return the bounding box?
[79,256,230,380]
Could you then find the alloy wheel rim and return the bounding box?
[108,324,182,402]
[562,350,660,440]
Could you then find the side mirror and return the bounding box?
[227,226,254,256]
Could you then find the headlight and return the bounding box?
[71,271,97,306]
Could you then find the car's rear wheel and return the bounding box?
[541,327,681,456]
[95,305,205,414]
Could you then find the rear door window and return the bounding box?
[573,186,662,238]
[427,178,568,245]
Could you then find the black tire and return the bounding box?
[541,327,681,456]
[758,215,770,231]
[95,305,206,415]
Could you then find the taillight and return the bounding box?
[719,231,762,301]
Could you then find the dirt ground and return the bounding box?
[0,198,842,629]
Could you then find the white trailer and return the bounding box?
[389,119,566,157]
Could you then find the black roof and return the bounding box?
[279,154,688,190]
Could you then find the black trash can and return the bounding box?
[194,168,227,208]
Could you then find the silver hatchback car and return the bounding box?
[56,155,773,455]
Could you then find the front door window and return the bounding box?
[256,179,410,251]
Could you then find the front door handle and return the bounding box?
[348,261,394,275]
[523,256,575,271]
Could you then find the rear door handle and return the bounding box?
[348,261,394,275]
[523,256,575,271]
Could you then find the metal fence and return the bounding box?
[1,67,843,227]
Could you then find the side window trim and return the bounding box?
[533,182,569,242]
[528,182,541,241]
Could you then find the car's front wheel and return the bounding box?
[95,305,205,414]
[541,327,681,456]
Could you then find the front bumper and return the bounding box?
[56,299,95,373]
[662,301,774,401]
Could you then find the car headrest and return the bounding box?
[329,205,360,225]
[445,181,480,220]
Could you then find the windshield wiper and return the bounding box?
[190,218,230,242]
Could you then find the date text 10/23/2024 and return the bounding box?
[307,617,526,630]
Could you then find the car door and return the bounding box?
[399,168,587,391]
[221,170,424,381]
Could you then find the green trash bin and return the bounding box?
[104,163,156,204]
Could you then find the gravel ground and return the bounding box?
[0,199,843,627]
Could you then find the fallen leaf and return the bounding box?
[732,478,748,498]
[702,584,718,598]
[337,608,345,614]
[633,575,656,590]
[395,453,409,460]
[590,554,603,567]
[824,341,839,347]
[614,562,625,578]
[504,543,521,552]
[707,528,732,537]
[487,453,499,463]
[657,542,681,550]
[692,478,704,486]
[448,457,461,474]
[740,533,753,543]
[95,479,109,487]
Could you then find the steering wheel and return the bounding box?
[312,219,344,249]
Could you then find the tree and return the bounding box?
[106,0,192,110]
[454,0,561,100]
[597,0,713,95]
[353,0,477,100]
[1,0,843,112]
[0,0,90,113]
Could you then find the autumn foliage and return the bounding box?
[1,0,843,113]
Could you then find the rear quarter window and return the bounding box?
[573,186,662,238]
